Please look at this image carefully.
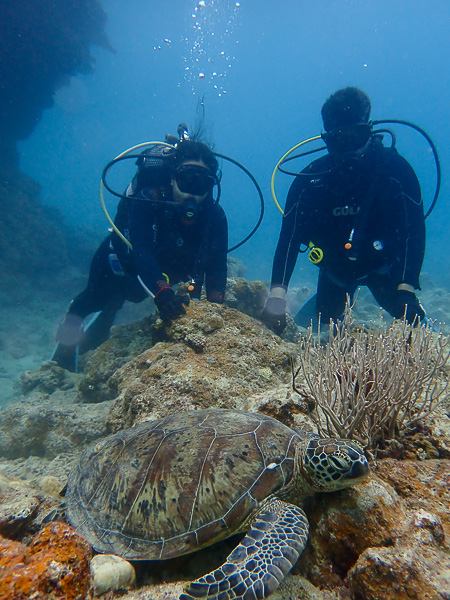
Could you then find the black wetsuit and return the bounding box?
[68,187,228,343]
[271,138,425,319]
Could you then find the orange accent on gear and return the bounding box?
[345,243,352,250]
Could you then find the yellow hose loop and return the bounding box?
[270,136,322,215]
[100,141,176,250]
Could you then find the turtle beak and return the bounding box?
[345,457,370,483]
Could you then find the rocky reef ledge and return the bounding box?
[0,280,449,599]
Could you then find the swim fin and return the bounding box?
[50,308,118,372]
[78,310,116,354]
[50,342,79,373]
[49,310,103,373]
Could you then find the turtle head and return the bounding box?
[300,436,369,492]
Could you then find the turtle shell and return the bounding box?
[66,408,301,560]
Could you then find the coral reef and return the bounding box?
[0,168,70,285]
[0,393,111,460]
[107,300,297,429]
[0,279,449,600]
[295,307,450,450]
[0,0,109,323]
[0,522,93,600]
[78,315,157,402]
[0,0,109,166]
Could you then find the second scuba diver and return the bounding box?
[262,86,426,334]
[53,127,228,371]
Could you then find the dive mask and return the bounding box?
[175,164,216,197]
[322,123,372,154]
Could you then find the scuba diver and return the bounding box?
[262,86,426,334]
[53,127,228,371]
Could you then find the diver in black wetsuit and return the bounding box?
[53,137,228,371]
[262,87,426,334]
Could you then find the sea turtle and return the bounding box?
[66,408,369,599]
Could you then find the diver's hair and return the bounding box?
[321,87,371,132]
[172,139,218,175]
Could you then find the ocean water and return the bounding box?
[18,0,449,287]
[0,0,445,408]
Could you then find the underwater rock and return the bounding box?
[78,277,296,404]
[0,395,112,459]
[79,315,157,402]
[0,521,92,600]
[0,167,74,287]
[0,473,41,539]
[20,361,75,394]
[375,458,450,540]
[38,475,65,500]
[297,475,406,588]
[0,0,110,164]
[225,276,268,318]
[227,256,247,278]
[106,300,298,430]
[0,472,66,543]
[347,525,450,600]
[90,554,136,596]
[225,276,300,343]
[294,459,450,598]
[241,386,317,430]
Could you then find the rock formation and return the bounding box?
[0,284,449,600]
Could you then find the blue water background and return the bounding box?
[19,0,449,291]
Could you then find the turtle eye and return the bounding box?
[328,454,351,472]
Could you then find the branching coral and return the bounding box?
[293,308,449,450]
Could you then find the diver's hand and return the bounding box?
[395,290,425,325]
[154,287,190,322]
[56,313,84,347]
[261,296,287,335]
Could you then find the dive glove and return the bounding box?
[395,290,426,325]
[154,287,190,322]
[261,296,287,335]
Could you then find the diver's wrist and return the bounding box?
[269,286,287,300]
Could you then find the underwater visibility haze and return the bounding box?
[19,0,450,281]
[0,3,450,600]
[0,0,446,400]
[0,0,445,399]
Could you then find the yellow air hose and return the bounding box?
[100,141,176,250]
[270,136,322,215]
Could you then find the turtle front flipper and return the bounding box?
[180,498,308,600]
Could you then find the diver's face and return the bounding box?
[322,123,372,161]
[171,159,215,224]
[171,159,215,205]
